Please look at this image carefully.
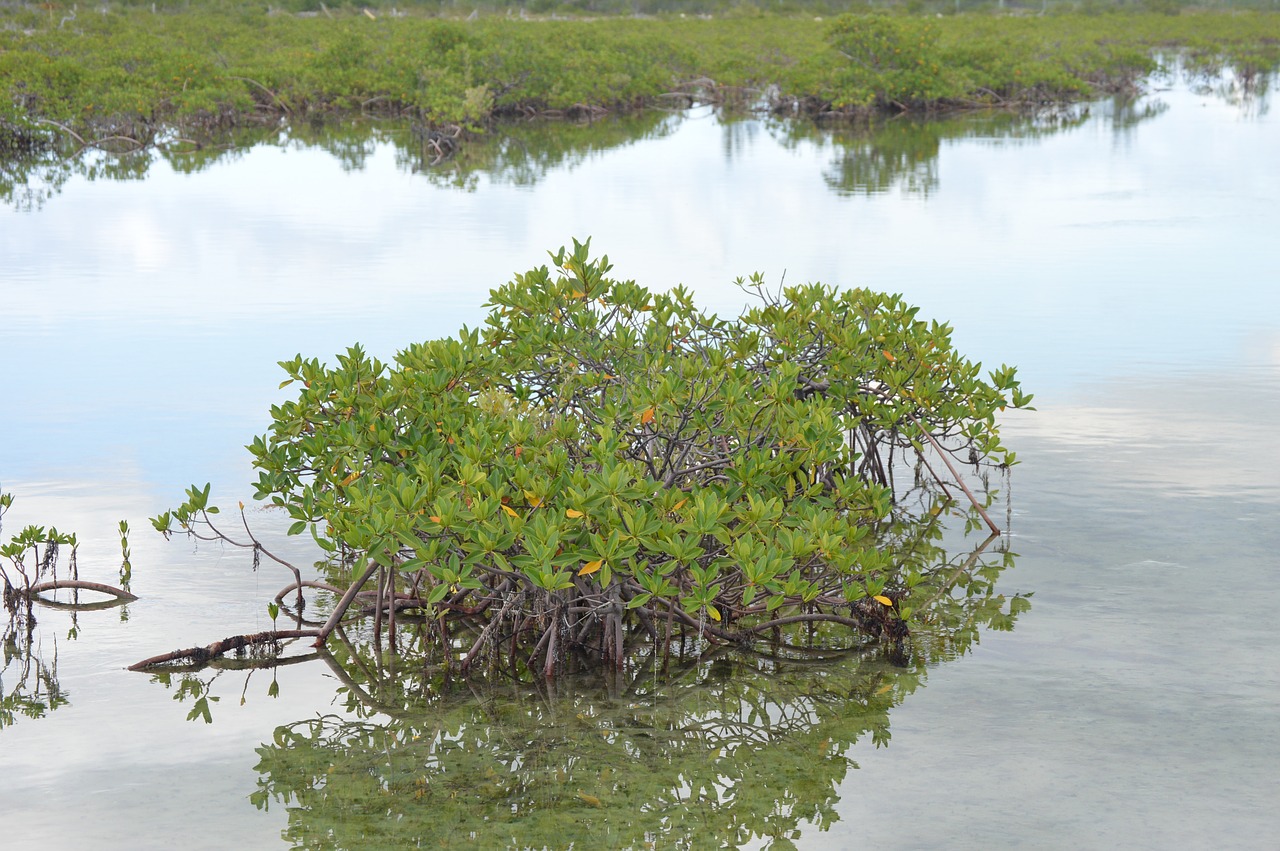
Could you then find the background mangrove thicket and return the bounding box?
[2,3,1279,149]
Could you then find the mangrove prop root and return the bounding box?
[28,579,138,602]
[274,579,341,604]
[910,414,1002,536]
[128,629,318,671]
[313,561,380,647]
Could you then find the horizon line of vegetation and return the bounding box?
[2,7,1279,157]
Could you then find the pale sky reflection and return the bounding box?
[1001,340,1280,503]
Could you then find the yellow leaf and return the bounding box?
[579,559,603,576]
[672,498,687,511]
[501,504,519,518]
[565,508,584,519]
[428,515,441,523]
[523,489,543,508]
[875,683,893,695]
[873,595,893,606]
[640,407,655,425]
[238,501,244,510]
[340,472,361,487]
[706,605,722,622]
[882,350,896,362]
[577,791,603,808]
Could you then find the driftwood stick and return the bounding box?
[128,629,317,671]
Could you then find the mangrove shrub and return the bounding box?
[150,240,1031,677]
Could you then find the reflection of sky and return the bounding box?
[4,82,1278,492]
[1,80,1275,500]
[1003,354,1280,503]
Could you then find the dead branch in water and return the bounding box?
[128,629,319,672]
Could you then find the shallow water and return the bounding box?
[2,76,1278,848]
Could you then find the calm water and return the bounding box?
[2,75,1278,849]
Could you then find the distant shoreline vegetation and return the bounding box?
[1,4,1278,157]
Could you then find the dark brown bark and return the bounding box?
[128,629,318,671]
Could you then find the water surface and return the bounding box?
[2,77,1277,848]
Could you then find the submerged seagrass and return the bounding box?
[141,240,1031,678]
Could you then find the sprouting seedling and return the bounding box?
[0,488,12,535]
[118,520,131,582]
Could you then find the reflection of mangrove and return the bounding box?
[1,616,69,731]
[0,137,153,212]
[0,80,1235,210]
[0,564,134,731]
[148,651,319,724]
[767,99,1168,197]
[1181,63,1275,115]
[0,490,136,728]
[0,121,267,211]
[0,110,675,208]
[1100,95,1170,138]
[242,543,1025,849]
[399,112,676,190]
